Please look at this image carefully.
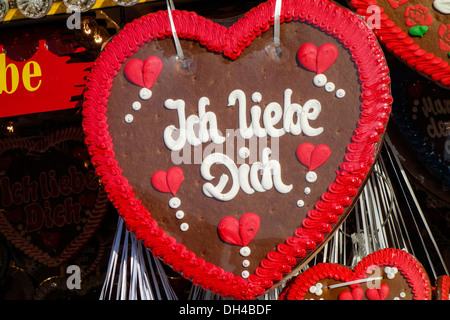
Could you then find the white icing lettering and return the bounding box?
[200,147,292,201]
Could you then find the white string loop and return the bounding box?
[167,0,185,62]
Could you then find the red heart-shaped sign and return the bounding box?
[82,0,391,299]
[279,248,432,300]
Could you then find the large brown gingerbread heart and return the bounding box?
[82,0,392,299]
[0,127,108,267]
[279,248,432,300]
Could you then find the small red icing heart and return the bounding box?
[151,167,184,195]
[316,43,338,74]
[297,43,318,73]
[296,143,331,171]
[366,284,390,300]
[339,287,364,300]
[218,212,260,247]
[124,56,163,89]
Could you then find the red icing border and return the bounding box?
[82,0,392,299]
[436,275,450,300]
[279,248,432,300]
[350,0,450,88]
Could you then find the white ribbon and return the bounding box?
[274,0,282,48]
[167,0,185,61]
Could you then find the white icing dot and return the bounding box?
[385,266,398,279]
[251,92,262,103]
[309,283,323,296]
[297,200,304,207]
[336,89,346,98]
[132,101,141,111]
[394,297,400,300]
[169,197,181,209]
[241,270,250,279]
[175,210,184,219]
[239,246,251,257]
[412,106,418,113]
[313,74,327,87]
[304,187,311,195]
[242,260,250,268]
[306,171,317,183]
[180,222,189,231]
[399,292,406,298]
[124,114,134,123]
[238,147,250,159]
[413,99,419,106]
[325,82,335,92]
[139,88,152,100]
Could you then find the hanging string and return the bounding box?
[384,136,449,278]
[99,217,179,300]
[166,0,186,65]
[273,0,282,48]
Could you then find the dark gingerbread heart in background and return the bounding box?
[82,0,392,299]
[279,248,432,300]
[349,0,450,89]
[0,127,108,267]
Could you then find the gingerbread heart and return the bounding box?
[82,0,391,299]
[349,0,450,88]
[279,248,432,300]
[434,275,450,300]
[0,128,108,267]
